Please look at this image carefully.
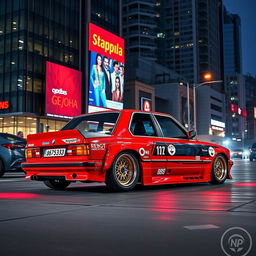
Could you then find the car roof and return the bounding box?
[76,109,173,118]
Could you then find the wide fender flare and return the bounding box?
[102,143,141,172]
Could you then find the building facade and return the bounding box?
[0,0,122,137]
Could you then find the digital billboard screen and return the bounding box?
[88,23,125,113]
[45,61,82,119]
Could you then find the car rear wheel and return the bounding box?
[0,160,4,178]
[43,179,71,190]
[211,155,228,184]
[106,152,140,192]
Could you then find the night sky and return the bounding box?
[223,0,256,76]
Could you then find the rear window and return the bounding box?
[252,144,256,148]
[61,112,119,135]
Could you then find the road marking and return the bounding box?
[0,179,25,182]
[184,224,220,230]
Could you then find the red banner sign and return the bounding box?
[0,101,10,110]
[89,23,125,63]
[45,61,82,119]
[230,104,247,118]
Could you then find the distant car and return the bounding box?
[0,133,26,177]
[230,149,243,159]
[22,110,233,192]
[249,143,256,161]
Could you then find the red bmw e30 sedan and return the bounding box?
[22,110,233,191]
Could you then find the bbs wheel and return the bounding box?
[211,154,228,184]
[43,179,71,190]
[106,152,140,192]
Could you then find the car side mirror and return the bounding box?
[188,130,196,139]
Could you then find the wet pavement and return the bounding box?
[0,159,255,256]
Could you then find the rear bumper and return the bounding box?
[22,161,105,182]
[22,162,95,168]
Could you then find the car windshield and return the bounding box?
[61,112,119,135]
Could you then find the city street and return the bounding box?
[0,159,255,256]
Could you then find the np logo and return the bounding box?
[168,144,176,156]
[221,227,252,256]
[208,146,215,157]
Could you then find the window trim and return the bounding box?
[128,112,161,138]
[152,113,189,140]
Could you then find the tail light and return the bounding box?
[250,149,252,153]
[2,143,25,150]
[25,148,41,158]
[67,144,90,156]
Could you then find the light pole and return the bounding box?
[179,81,191,130]
[193,79,223,135]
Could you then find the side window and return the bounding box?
[155,115,187,138]
[130,113,157,136]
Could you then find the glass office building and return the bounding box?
[0,0,121,136]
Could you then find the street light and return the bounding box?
[193,76,223,135]
[179,81,191,130]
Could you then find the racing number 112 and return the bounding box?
[156,146,165,156]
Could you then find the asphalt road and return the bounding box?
[0,159,255,256]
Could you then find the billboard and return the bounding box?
[141,97,152,112]
[88,23,125,113]
[45,61,82,119]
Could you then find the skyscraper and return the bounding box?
[122,0,158,61]
[223,7,242,75]
[0,0,121,136]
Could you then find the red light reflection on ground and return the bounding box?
[0,192,39,199]
[234,183,256,187]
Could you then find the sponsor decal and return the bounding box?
[139,148,149,156]
[42,142,50,145]
[27,144,35,147]
[52,139,56,144]
[167,144,176,156]
[157,168,166,175]
[208,147,215,157]
[62,138,79,144]
[154,142,215,157]
[91,143,105,150]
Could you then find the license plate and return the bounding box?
[44,148,66,157]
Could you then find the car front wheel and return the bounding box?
[106,152,140,192]
[211,155,228,184]
[43,179,71,190]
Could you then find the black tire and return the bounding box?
[0,160,5,178]
[250,157,253,162]
[106,152,140,192]
[211,154,228,184]
[43,179,71,190]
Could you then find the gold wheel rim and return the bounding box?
[115,154,137,186]
[214,157,227,180]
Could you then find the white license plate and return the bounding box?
[44,148,66,157]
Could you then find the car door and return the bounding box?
[153,114,203,179]
[129,113,168,184]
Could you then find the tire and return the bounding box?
[211,154,228,184]
[250,157,253,162]
[106,152,140,192]
[43,179,71,190]
[0,160,5,178]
